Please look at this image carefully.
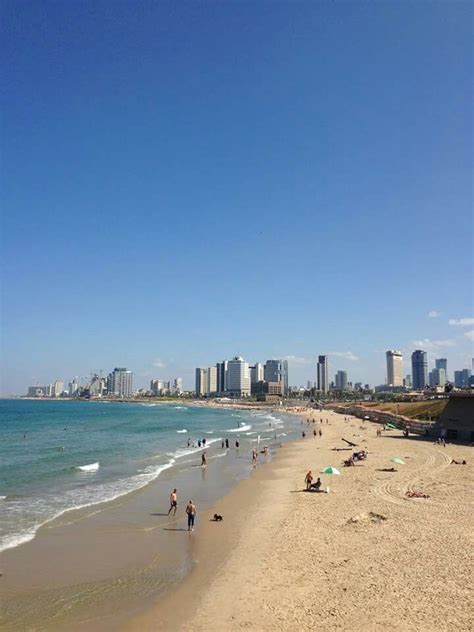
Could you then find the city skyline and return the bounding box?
[16,343,473,396]
[2,2,472,395]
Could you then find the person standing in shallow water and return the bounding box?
[186,500,196,531]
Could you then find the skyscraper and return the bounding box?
[386,350,403,387]
[429,368,446,387]
[264,360,281,383]
[317,355,329,393]
[335,370,348,390]
[250,362,264,385]
[261,359,289,396]
[216,361,228,394]
[411,351,428,390]
[207,366,217,395]
[435,358,448,381]
[195,368,208,396]
[226,356,251,397]
[107,368,133,397]
[282,360,289,396]
[454,369,471,388]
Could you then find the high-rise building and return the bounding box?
[226,356,251,397]
[216,361,228,393]
[405,374,412,388]
[335,370,348,391]
[263,359,288,395]
[250,362,264,385]
[282,360,289,396]
[386,350,403,387]
[435,358,448,381]
[264,360,281,383]
[207,366,217,395]
[411,351,428,390]
[107,368,133,397]
[89,375,105,396]
[69,378,79,396]
[173,378,183,394]
[53,380,64,397]
[429,368,446,388]
[317,356,329,393]
[195,368,209,396]
[454,369,471,388]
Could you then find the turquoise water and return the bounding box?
[0,399,299,552]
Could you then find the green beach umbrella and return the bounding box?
[320,466,341,493]
[391,457,405,465]
[386,423,397,429]
[320,466,341,475]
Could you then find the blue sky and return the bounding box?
[2,1,472,393]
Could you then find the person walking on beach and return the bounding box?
[225,438,229,449]
[252,449,258,466]
[186,500,196,531]
[319,429,322,437]
[305,470,313,490]
[168,489,178,516]
[313,428,317,438]
[201,451,207,467]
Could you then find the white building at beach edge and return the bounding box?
[226,356,251,397]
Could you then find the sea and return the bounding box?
[0,399,301,554]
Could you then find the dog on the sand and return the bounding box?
[213,513,223,521]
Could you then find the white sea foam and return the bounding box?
[176,429,187,433]
[173,406,188,410]
[76,462,99,472]
[228,424,252,433]
[0,496,6,500]
[0,458,177,553]
[209,452,228,460]
[170,437,222,460]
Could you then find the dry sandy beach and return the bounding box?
[124,409,472,632]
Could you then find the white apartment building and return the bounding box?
[226,356,251,397]
[207,366,217,395]
[107,368,133,397]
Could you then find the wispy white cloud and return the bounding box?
[411,339,456,350]
[283,355,314,366]
[428,310,441,318]
[448,317,474,326]
[328,351,359,361]
[152,357,166,368]
[464,330,474,342]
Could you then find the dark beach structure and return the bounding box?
[432,393,474,442]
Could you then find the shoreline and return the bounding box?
[0,405,306,631]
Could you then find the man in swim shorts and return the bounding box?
[186,500,196,531]
[168,489,178,515]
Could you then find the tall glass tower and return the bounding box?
[411,350,428,389]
